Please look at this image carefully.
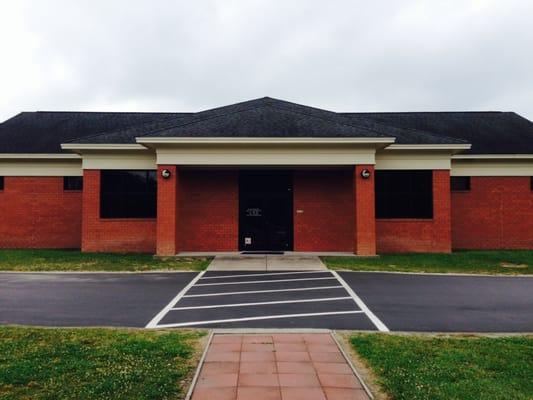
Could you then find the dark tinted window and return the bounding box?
[451,176,471,191]
[375,170,433,219]
[100,170,157,218]
[0,176,3,190]
[64,176,83,191]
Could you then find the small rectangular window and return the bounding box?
[0,176,4,190]
[451,176,470,191]
[100,170,157,219]
[375,170,433,219]
[64,176,83,191]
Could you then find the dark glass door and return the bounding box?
[239,171,293,251]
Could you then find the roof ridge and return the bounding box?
[344,116,470,144]
[346,111,505,115]
[263,99,389,137]
[139,103,268,138]
[141,97,390,138]
[33,111,189,115]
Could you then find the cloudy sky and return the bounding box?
[1,0,532,122]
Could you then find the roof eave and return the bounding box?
[136,136,397,147]
[0,153,81,159]
[60,143,147,154]
[386,143,472,154]
[452,154,533,159]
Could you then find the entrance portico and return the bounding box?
[148,137,389,257]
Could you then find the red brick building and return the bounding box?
[0,98,532,255]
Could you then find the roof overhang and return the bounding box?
[60,143,147,154]
[0,153,80,159]
[386,144,472,154]
[133,137,396,166]
[135,136,396,147]
[452,154,533,159]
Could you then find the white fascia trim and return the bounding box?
[386,144,472,151]
[136,137,397,145]
[61,143,147,151]
[452,154,533,159]
[0,153,80,159]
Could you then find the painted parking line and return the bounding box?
[154,310,365,329]
[183,285,344,297]
[194,276,336,286]
[199,270,331,279]
[146,270,388,330]
[331,270,389,332]
[145,270,206,329]
[170,296,352,310]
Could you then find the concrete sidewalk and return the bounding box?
[207,255,327,271]
[190,333,370,400]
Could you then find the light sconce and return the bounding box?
[360,169,371,179]
[161,169,172,179]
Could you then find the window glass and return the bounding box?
[100,170,157,218]
[375,170,433,219]
[451,176,471,191]
[0,176,4,190]
[63,176,83,191]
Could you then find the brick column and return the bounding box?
[81,169,99,252]
[156,165,179,256]
[354,165,376,255]
[433,170,452,252]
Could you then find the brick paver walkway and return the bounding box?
[191,333,370,400]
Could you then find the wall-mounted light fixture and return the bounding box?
[161,169,172,179]
[360,169,371,179]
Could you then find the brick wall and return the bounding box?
[376,170,452,253]
[0,177,82,248]
[293,169,354,252]
[81,170,156,253]
[179,169,239,251]
[452,176,533,249]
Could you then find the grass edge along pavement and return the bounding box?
[323,250,533,275]
[0,249,211,272]
[348,333,533,400]
[0,326,207,400]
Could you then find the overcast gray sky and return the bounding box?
[1,0,532,122]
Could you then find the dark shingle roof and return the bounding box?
[344,111,533,154]
[72,97,464,145]
[72,97,391,143]
[1,98,532,154]
[0,111,190,153]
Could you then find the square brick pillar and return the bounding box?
[354,165,376,255]
[156,165,179,256]
[81,169,99,252]
[433,170,452,252]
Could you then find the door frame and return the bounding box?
[238,170,294,252]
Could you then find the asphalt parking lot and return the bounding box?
[1,271,532,332]
[0,272,196,327]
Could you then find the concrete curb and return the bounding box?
[184,331,214,400]
[336,269,533,278]
[331,331,374,400]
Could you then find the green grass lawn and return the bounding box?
[324,250,533,275]
[0,327,205,400]
[350,334,533,400]
[0,249,211,272]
